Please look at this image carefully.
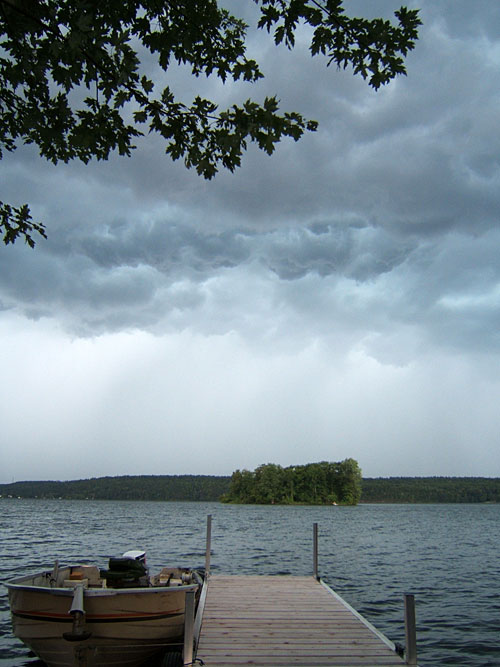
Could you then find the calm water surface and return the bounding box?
[1,500,499,666]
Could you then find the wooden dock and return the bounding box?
[195,574,406,666]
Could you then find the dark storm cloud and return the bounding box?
[0,216,413,310]
[141,0,500,241]
[1,0,499,352]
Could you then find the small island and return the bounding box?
[221,459,362,505]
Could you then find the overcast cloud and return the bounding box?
[2,1,500,482]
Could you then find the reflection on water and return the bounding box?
[1,500,500,666]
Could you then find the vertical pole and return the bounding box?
[183,589,195,666]
[50,559,59,587]
[404,593,417,665]
[205,514,212,578]
[313,522,318,580]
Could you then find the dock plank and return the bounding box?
[195,575,405,666]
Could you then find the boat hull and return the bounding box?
[8,579,197,666]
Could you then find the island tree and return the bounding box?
[0,0,420,246]
[222,459,363,505]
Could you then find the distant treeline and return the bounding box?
[221,460,362,505]
[1,474,500,504]
[0,475,230,501]
[361,477,500,503]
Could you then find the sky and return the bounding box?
[2,0,500,482]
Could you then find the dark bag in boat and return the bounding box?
[100,557,148,587]
[107,557,147,574]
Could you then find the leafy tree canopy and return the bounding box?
[0,0,421,246]
[222,459,363,505]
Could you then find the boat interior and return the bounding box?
[12,564,196,590]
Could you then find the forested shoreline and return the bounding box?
[361,477,500,503]
[0,475,229,501]
[1,474,500,504]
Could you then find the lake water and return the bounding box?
[1,500,499,666]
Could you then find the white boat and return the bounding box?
[6,550,201,667]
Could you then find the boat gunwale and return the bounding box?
[5,575,199,597]
[6,582,198,596]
